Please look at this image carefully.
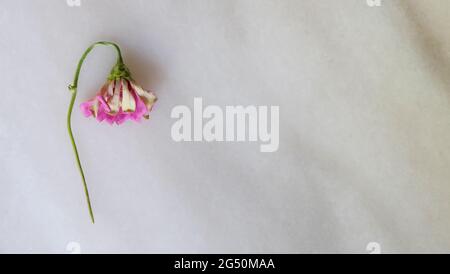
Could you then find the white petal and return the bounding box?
[92,98,99,117]
[121,80,136,112]
[108,80,121,114]
[131,82,157,109]
[106,81,114,98]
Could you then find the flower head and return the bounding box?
[80,61,157,125]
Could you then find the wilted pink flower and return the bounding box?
[80,79,157,125]
[68,41,159,223]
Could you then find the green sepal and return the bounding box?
[108,61,132,81]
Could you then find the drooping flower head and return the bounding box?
[80,60,157,125]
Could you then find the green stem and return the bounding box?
[67,41,123,224]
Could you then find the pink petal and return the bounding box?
[96,102,110,122]
[130,93,148,122]
[80,100,95,117]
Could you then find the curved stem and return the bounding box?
[67,41,123,224]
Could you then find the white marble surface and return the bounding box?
[0,0,449,253]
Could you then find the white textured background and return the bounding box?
[0,0,449,253]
